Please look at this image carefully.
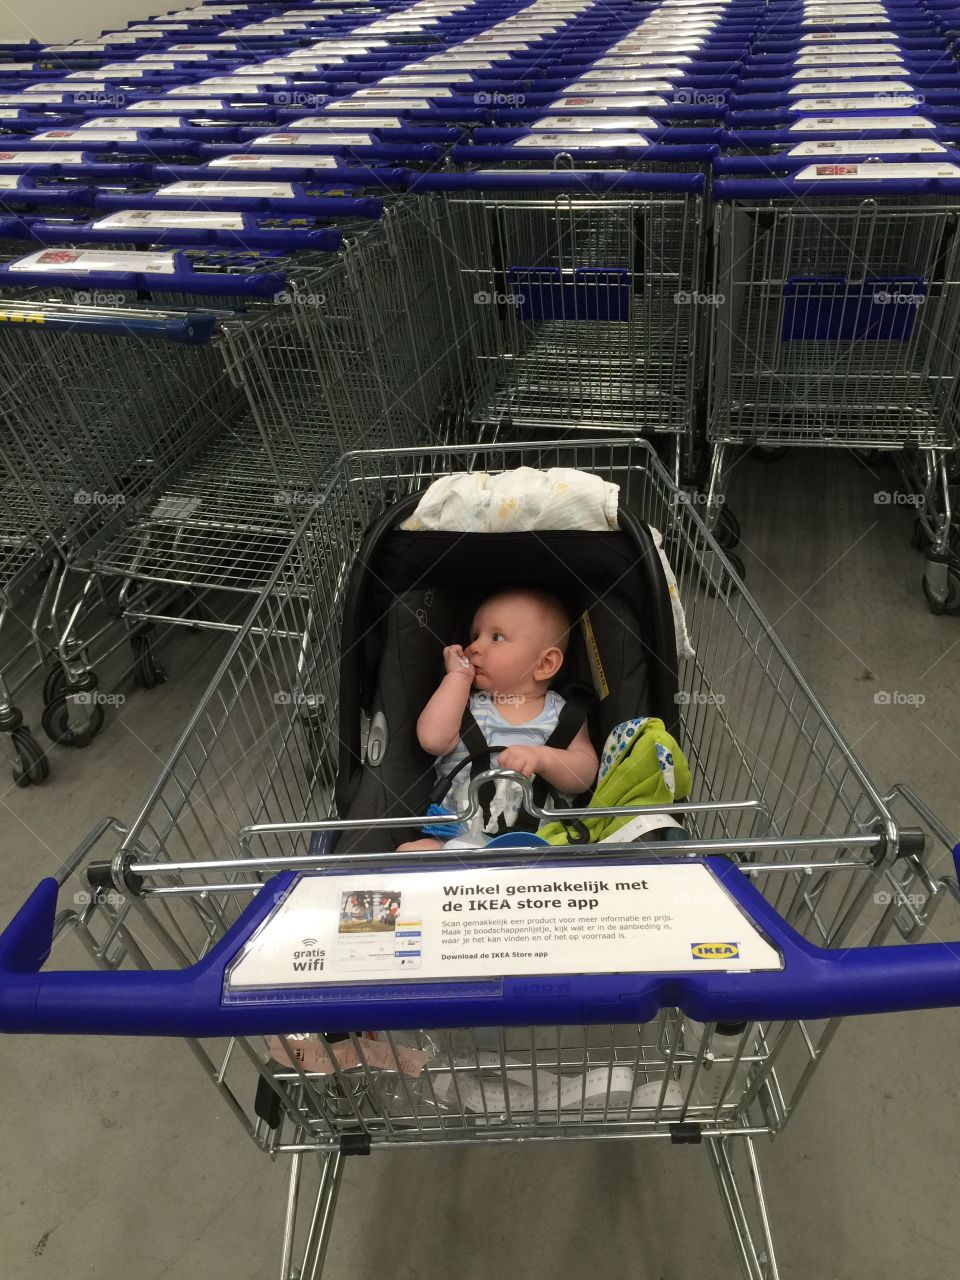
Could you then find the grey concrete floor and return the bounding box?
[1,448,959,1280]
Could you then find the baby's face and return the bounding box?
[466,594,562,695]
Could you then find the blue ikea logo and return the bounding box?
[691,942,740,961]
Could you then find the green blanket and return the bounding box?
[539,716,691,846]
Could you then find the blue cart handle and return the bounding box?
[0,302,219,342]
[411,169,706,194]
[2,840,960,1036]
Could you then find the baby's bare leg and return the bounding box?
[396,837,446,851]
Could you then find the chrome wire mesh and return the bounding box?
[53,439,950,1160]
[709,197,960,447]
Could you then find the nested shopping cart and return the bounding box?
[0,189,461,762]
[2,439,958,1280]
[707,161,960,613]
[412,169,710,480]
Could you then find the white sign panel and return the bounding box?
[225,862,782,992]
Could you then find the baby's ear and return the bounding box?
[537,646,564,680]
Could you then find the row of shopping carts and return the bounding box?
[0,4,959,1280]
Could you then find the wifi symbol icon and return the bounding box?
[302,937,318,948]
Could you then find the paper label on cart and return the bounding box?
[789,80,913,95]
[576,70,678,84]
[797,161,960,180]
[514,132,651,148]
[208,153,339,169]
[8,249,177,274]
[380,72,473,83]
[93,209,246,230]
[158,179,296,198]
[565,79,675,93]
[224,862,782,994]
[353,87,452,99]
[32,129,141,142]
[254,131,374,146]
[790,114,934,130]
[422,57,493,68]
[796,51,902,63]
[0,151,84,165]
[294,115,403,128]
[800,31,899,43]
[337,98,432,110]
[0,175,23,188]
[792,65,907,78]
[129,100,225,111]
[533,115,659,130]
[802,14,890,24]
[790,95,920,112]
[789,137,945,155]
[83,116,183,128]
[549,96,668,111]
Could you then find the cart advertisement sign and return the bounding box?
[224,862,782,996]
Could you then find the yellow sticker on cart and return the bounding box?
[581,610,609,700]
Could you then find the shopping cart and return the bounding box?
[707,162,960,612]
[2,439,957,1280]
[412,170,709,479]
[0,186,463,757]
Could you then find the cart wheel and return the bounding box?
[910,519,929,553]
[725,552,746,584]
[945,568,960,616]
[714,505,741,551]
[42,663,67,706]
[10,726,49,787]
[41,696,105,748]
[752,444,789,463]
[131,632,165,689]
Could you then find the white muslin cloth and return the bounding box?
[400,467,618,533]
[401,468,694,658]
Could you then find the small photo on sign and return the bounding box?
[339,890,401,933]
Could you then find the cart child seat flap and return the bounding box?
[333,490,679,853]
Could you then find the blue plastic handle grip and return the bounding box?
[4,854,960,1036]
[0,309,217,343]
[410,169,706,194]
[29,222,344,252]
[714,174,960,198]
[0,261,286,298]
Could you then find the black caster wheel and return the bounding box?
[752,445,789,463]
[946,568,960,616]
[42,663,68,706]
[131,632,165,689]
[725,551,746,584]
[714,505,741,551]
[910,519,929,553]
[920,569,960,616]
[10,726,49,786]
[42,696,104,748]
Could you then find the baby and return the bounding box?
[398,589,599,850]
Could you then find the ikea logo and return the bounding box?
[691,942,740,961]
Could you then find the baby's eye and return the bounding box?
[492,631,505,642]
